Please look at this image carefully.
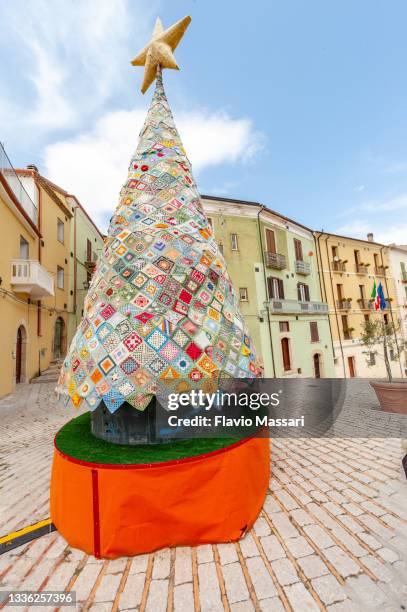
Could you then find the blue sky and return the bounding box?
[1,1,407,243]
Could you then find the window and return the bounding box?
[279,321,289,332]
[297,282,310,302]
[19,236,29,259]
[354,250,361,265]
[265,229,276,254]
[384,313,389,325]
[218,243,224,255]
[359,285,365,299]
[294,238,303,261]
[281,337,291,371]
[310,322,319,342]
[207,217,213,228]
[57,218,64,243]
[267,277,284,299]
[332,245,338,259]
[337,284,344,300]
[374,253,380,268]
[364,314,370,322]
[369,352,376,366]
[230,234,238,251]
[57,266,64,289]
[87,239,92,262]
[342,315,351,339]
[390,349,396,361]
[239,287,248,301]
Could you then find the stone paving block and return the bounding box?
[230,600,255,611]
[263,494,282,514]
[337,514,364,533]
[239,534,258,558]
[196,544,213,564]
[377,547,399,563]
[270,558,299,586]
[118,572,145,610]
[173,582,194,612]
[311,574,347,606]
[89,603,114,611]
[72,563,104,602]
[289,508,313,526]
[303,524,335,549]
[269,512,299,539]
[152,549,171,579]
[174,547,192,585]
[217,542,239,565]
[222,562,249,603]
[260,535,286,561]
[284,581,320,611]
[274,490,299,511]
[346,574,389,607]
[128,554,149,574]
[323,546,360,578]
[298,554,330,579]
[197,562,223,611]
[253,516,271,537]
[258,596,285,612]
[18,559,55,591]
[105,558,128,574]
[43,560,78,591]
[93,571,122,603]
[145,579,169,612]
[285,536,314,559]
[245,556,276,600]
[361,555,393,583]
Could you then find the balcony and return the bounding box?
[264,251,286,270]
[355,264,369,274]
[331,261,346,272]
[295,260,311,276]
[11,260,54,297]
[268,299,328,315]
[0,143,38,225]
[357,298,373,310]
[375,266,386,276]
[337,299,352,310]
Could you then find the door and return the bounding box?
[16,327,22,383]
[265,229,276,253]
[54,317,63,359]
[313,353,321,378]
[281,337,291,371]
[294,238,303,261]
[348,356,356,378]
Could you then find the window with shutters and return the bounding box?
[87,239,92,262]
[230,233,238,251]
[239,287,248,301]
[310,322,319,342]
[279,321,289,332]
[265,228,276,253]
[57,218,64,244]
[297,282,310,302]
[267,277,284,299]
[281,337,291,371]
[19,236,29,259]
[294,238,303,261]
[369,352,376,365]
[57,266,64,289]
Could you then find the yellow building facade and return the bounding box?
[315,231,404,379]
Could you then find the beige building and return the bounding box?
[315,231,404,379]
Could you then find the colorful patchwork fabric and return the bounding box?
[57,68,260,412]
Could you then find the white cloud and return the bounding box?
[353,184,365,192]
[43,107,264,230]
[335,219,407,245]
[0,0,156,135]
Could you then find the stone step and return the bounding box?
[31,375,58,384]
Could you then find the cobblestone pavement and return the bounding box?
[0,381,406,611]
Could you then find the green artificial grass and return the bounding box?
[55,412,240,465]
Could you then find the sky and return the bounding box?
[1,0,407,243]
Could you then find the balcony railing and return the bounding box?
[295,260,311,275]
[268,299,328,315]
[336,299,352,310]
[331,261,346,272]
[11,260,54,297]
[0,143,38,225]
[264,251,286,270]
[357,298,372,310]
[375,266,386,276]
[355,264,369,274]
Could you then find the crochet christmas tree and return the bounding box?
[57,16,259,415]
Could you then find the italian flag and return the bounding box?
[371,280,380,311]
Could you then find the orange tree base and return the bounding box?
[50,436,270,559]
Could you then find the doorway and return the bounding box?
[15,325,27,384]
[53,317,66,359]
[313,353,322,378]
[348,356,356,378]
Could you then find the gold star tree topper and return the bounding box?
[131,15,192,94]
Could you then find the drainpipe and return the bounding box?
[35,173,42,338]
[315,232,336,360]
[257,205,276,377]
[73,204,77,322]
[380,246,403,379]
[323,233,346,378]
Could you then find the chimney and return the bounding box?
[367,232,374,242]
[26,164,38,173]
